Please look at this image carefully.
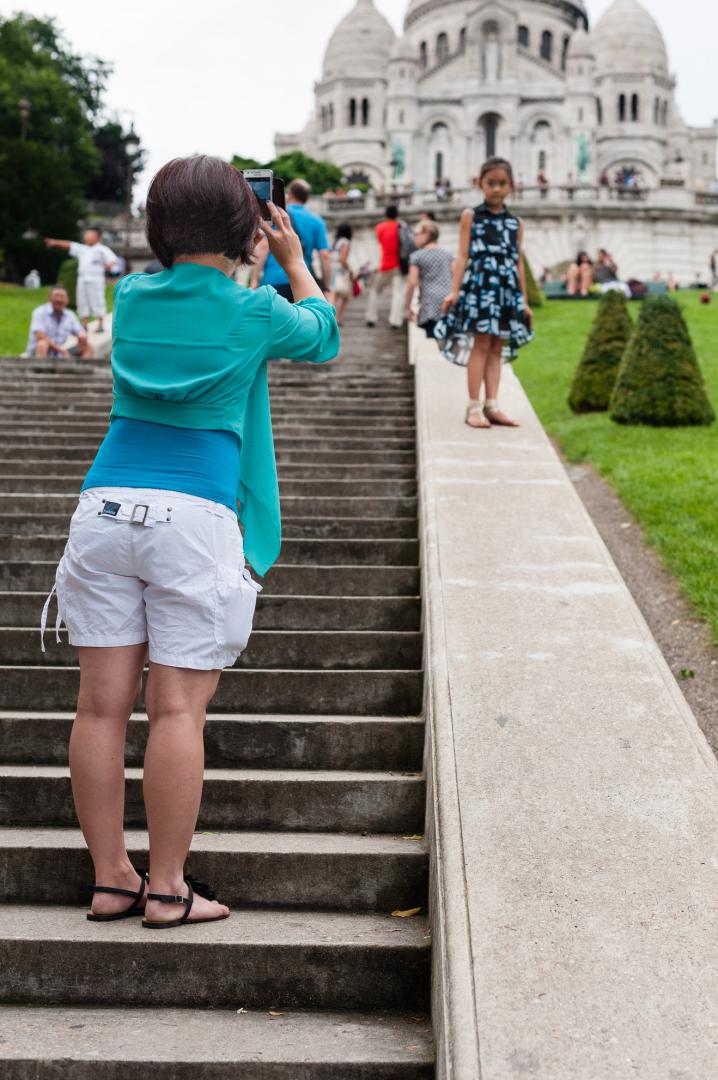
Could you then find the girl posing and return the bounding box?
[435,157,533,429]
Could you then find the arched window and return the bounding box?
[362,98,370,126]
[518,25,529,48]
[578,106,584,123]
[596,98,603,125]
[540,30,553,62]
[481,22,501,81]
[435,151,444,183]
[618,93,626,122]
[653,97,660,124]
[533,120,552,176]
[561,35,570,70]
[399,109,405,125]
[429,122,450,183]
[479,113,500,158]
[631,93,639,122]
[662,100,669,125]
[328,103,334,128]
[349,98,357,127]
[459,27,467,51]
[538,149,547,172]
[437,32,449,62]
[419,41,428,69]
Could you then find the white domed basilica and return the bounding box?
[276,0,716,193]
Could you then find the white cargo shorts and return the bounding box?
[76,278,107,318]
[41,487,262,671]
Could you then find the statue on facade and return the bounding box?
[577,133,591,180]
[391,139,406,181]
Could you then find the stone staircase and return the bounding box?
[0,308,433,1077]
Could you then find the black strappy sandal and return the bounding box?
[87,871,149,922]
[142,877,230,930]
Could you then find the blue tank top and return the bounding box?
[82,418,241,513]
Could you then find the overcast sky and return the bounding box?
[2,0,716,200]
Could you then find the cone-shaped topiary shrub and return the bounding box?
[522,253,544,309]
[568,289,633,413]
[609,295,715,426]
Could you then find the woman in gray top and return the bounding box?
[406,221,454,338]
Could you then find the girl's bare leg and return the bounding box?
[484,336,519,427]
[142,663,229,924]
[70,644,148,916]
[466,335,492,428]
[336,295,348,325]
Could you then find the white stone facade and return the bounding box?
[276,0,717,194]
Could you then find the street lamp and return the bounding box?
[18,98,32,141]
[124,124,141,272]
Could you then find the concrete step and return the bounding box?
[0,828,428,911]
[0,410,416,432]
[0,534,418,568]
[0,628,424,671]
[0,460,418,479]
[0,434,417,451]
[0,447,417,466]
[0,905,430,1010]
[1,561,421,596]
[0,1006,434,1079]
[0,592,422,631]
[0,492,414,520]
[0,421,417,438]
[0,476,418,498]
[0,514,419,540]
[0,765,425,832]
[0,712,425,771]
[0,668,423,716]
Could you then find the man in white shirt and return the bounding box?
[45,228,118,332]
[26,286,91,359]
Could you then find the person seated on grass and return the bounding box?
[566,251,594,297]
[26,286,92,359]
[594,248,618,284]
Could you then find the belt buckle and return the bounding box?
[130,503,150,526]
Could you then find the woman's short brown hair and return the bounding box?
[146,155,260,268]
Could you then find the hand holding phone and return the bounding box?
[244,170,286,221]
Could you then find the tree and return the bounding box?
[0,15,108,279]
[609,295,715,427]
[86,121,146,205]
[231,154,263,172]
[568,290,633,413]
[522,253,543,309]
[231,149,343,194]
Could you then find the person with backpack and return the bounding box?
[252,178,331,301]
[366,205,415,330]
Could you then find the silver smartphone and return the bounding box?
[244,170,274,221]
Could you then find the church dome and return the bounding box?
[405,0,588,29]
[592,0,668,74]
[322,0,396,80]
[566,26,593,60]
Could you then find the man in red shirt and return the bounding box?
[366,205,405,329]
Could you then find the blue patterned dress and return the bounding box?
[434,203,533,365]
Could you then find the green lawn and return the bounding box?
[0,285,114,355]
[516,291,718,641]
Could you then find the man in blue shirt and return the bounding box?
[252,179,331,301]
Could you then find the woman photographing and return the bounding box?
[43,156,340,929]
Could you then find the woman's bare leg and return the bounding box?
[484,336,519,427]
[335,295,348,325]
[70,644,147,916]
[142,664,229,924]
[566,264,579,295]
[580,265,594,295]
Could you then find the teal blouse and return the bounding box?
[109,263,340,575]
